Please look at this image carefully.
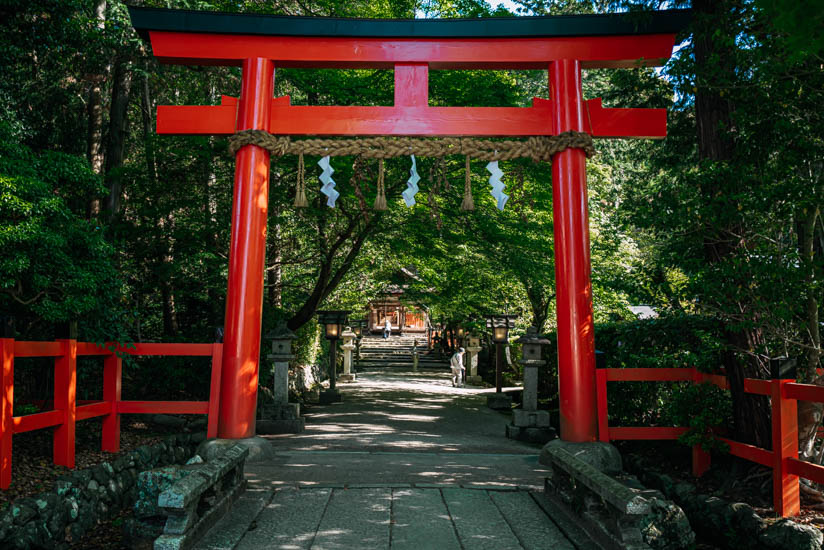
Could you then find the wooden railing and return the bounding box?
[0,338,222,490]
[596,366,824,516]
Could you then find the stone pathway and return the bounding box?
[195,371,591,549]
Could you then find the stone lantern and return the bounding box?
[465,334,483,385]
[339,326,357,382]
[258,322,305,434]
[506,326,554,443]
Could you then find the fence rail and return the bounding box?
[0,338,222,490]
[595,365,824,517]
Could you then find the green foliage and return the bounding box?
[293,320,323,368]
[595,315,725,372]
[543,315,726,429]
[665,383,732,453]
[0,108,129,341]
[1,0,820,428]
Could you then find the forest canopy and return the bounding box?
[0,0,821,446]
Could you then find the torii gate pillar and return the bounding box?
[551,59,597,442]
[219,58,274,439]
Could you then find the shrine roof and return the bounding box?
[128,7,690,41]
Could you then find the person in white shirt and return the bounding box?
[450,347,466,387]
[383,318,392,339]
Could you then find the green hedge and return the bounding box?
[540,314,732,433]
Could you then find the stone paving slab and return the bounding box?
[491,490,575,550]
[441,488,525,549]
[195,487,273,550]
[234,487,332,550]
[530,491,603,550]
[311,487,392,550]
[212,488,575,550]
[390,488,461,550]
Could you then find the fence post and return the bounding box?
[54,324,77,469]
[0,328,14,489]
[771,374,800,516]
[691,368,711,477]
[596,368,609,442]
[207,341,223,440]
[102,351,122,453]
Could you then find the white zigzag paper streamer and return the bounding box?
[486,161,509,211]
[401,155,420,207]
[318,156,339,208]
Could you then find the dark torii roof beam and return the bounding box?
[129,7,690,137]
[129,7,689,70]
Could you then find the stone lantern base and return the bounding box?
[257,403,305,434]
[506,409,555,443]
[486,391,513,410]
[338,373,357,383]
[466,374,483,385]
[319,388,343,404]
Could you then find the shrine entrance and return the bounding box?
[129,6,688,443]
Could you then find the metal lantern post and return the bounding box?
[317,310,349,404]
[352,319,365,370]
[486,314,517,410]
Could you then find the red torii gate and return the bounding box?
[129,7,689,443]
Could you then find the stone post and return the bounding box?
[506,327,555,443]
[258,323,305,434]
[339,326,357,383]
[465,334,482,385]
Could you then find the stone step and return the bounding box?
[355,361,448,367]
[197,487,578,550]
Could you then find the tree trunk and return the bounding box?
[140,70,156,182]
[268,224,283,309]
[104,58,134,221]
[693,0,771,447]
[158,215,179,338]
[86,0,108,217]
[797,206,822,459]
[287,215,379,331]
[801,206,822,379]
[525,284,553,332]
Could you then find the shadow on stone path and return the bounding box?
[251,370,547,488]
[194,371,586,549]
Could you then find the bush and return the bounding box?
[541,314,732,434]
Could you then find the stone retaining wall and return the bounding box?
[625,455,823,550]
[0,433,204,550]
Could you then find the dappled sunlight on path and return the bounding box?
[263,370,532,454]
[248,370,548,490]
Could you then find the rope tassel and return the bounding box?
[461,156,474,211]
[294,153,308,207]
[374,159,388,210]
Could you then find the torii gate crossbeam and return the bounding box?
[129,7,689,443]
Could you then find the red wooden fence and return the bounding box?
[0,338,222,490]
[596,366,824,516]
